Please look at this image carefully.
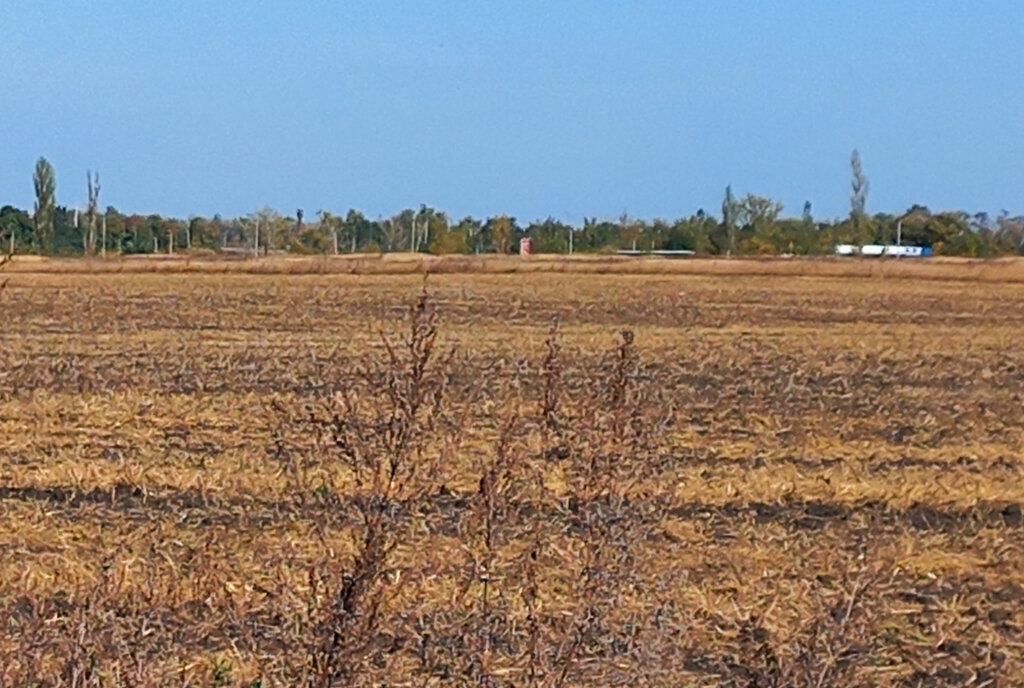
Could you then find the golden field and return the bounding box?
[1,261,1023,686]
[8,252,1024,283]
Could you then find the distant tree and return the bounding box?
[455,216,483,253]
[121,214,145,253]
[223,217,248,250]
[245,213,260,256]
[148,215,177,254]
[186,216,218,250]
[740,194,782,231]
[0,206,33,254]
[891,205,969,253]
[344,209,377,252]
[737,194,784,254]
[316,210,341,254]
[643,218,675,249]
[33,157,56,255]
[928,212,971,254]
[52,206,80,254]
[619,212,643,251]
[412,205,430,252]
[721,185,738,255]
[85,171,100,255]
[850,150,870,235]
[996,212,1024,255]
[802,201,814,231]
[525,217,574,253]
[250,207,283,254]
[666,211,714,254]
[378,213,409,253]
[428,222,469,254]
[103,207,126,253]
[487,215,515,254]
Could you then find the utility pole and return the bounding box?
[101,215,107,257]
[897,220,902,247]
[569,224,574,255]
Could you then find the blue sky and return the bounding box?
[2,1,1021,222]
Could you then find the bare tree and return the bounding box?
[255,207,283,254]
[250,214,260,257]
[318,210,340,254]
[379,213,410,253]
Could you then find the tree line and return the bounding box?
[4,153,1023,257]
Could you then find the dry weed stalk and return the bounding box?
[274,286,464,687]
[541,328,655,687]
[268,296,677,687]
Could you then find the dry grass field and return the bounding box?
[1,262,1023,686]
[9,253,1024,283]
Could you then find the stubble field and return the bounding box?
[1,265,1023,686]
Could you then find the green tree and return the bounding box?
[250,207,283,254]
[187,216,219,250]
[644,219,671,251]
[0,206,33,253]
[85,171,100,255]
[721,185,738,255]
[802,201,814,231]
[850,150,870,241]
[525,218,573,253]
[53,207,79,254]
[455,216,483,253]
[666,211,715,254]
[316,210,341,253]
[428,223,469,254]
[486,215,516,254]
[104,207,127,253]
[740,194,782,231]
[619,212,643,251]
[995,212,1024,255]
[33,157,56,255]
[344,209,377,252]
[737,194,784,254]
[579,218,621,252]
[118,214,153,253]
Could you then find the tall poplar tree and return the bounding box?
[86,171,101,255]
[850,150,870,237]
[33,157,56,255]
[722,185,737,255]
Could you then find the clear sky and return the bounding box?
[2,1,1021,223]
